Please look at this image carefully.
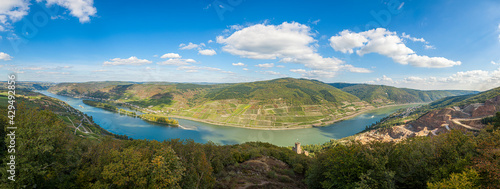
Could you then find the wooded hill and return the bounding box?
[330,83,476,104]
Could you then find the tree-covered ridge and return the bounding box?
[83,100,118,112]
[205,78,360,105]
[0,102,310,188]
[82,100,179,126]
[0,81,55,90]
[330,83,477,104]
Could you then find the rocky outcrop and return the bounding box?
[355,95,500,144]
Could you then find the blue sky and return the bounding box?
[0,0,499,91]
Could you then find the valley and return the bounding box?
[47,78,476,129]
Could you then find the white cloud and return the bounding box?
[177,65,233,74]
[276,65,285,68]
[0,0,96,31]
[232,62,245,66]
[0,52,12,61]
[179,42,205,50]
[22,67,44,70]
[103,56,152,66]
[289,69,337,78]
[367,69,500,91]
[217,22,369,78]
[158,58,196,66]
[92,69,108,72]
[198,49,217,56]
[329,30,368,54]
[0,0,30,29]
[290,69,306,73]
[41,0,97,23]
[36,71,70,75]
[492,60,500,65]
[161,53,181,59]
[329,28,461,68]
[260,71,282,76]
[377,75,393,82]
[256,63,274,68]
[424,45,436,50]
[242,68,249,71]
[401,32,426,43]
[208,40,214,43]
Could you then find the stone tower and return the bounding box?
[293,142,302,154]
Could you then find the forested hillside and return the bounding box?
[330,83,476,104]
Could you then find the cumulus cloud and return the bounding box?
[0,0,96,31]
[492,60,500,65]
[41,0,97,23]
[0,0,29,21]
[103,56,152,66]
[232,62,245,66]
[179,42,205,50]
[0,52,12,61]
[198,49,217,56]
[329,28,461,68]
[158,58,196,66]
[161,53,182,59]
[217,22,370,78]
[217,22,314,59]
[367,69,500,91]
[255,63,274,68]
[0,0,30,30]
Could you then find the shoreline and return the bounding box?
[43,90,423,131]
[164,103,423,130]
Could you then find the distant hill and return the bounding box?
[0,81,56,90]
[49,78,370,128]
[427,86,500,109]
[205,78,360,105]
[329,83,477,104]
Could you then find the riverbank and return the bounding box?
[38,90,414,146]
[47,90,422,130]
[164,103,423,130]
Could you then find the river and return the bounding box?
[39,90,417,146]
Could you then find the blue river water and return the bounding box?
[40,91,416,146]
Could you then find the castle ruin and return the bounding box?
[292,142,309,156]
